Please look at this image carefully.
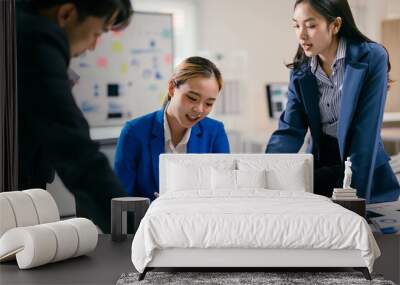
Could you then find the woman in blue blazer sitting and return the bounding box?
[266,0,400,203]
[114,56,230,199]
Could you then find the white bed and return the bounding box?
[131,154,380,280]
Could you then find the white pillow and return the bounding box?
[237,159,308,191]
[211,169,268,190]
[265,164,306,191]
[236,169,267,189]
[211,168,236,190]
[166,162,212,191]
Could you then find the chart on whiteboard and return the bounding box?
[70,12,173,127]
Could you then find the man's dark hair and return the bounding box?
[31,0,133,30]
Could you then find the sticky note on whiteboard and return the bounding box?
[96,57,108,69]
[120,64,128,75]
[164,54,172,65]
[112,41,123,53]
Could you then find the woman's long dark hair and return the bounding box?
[287,0,392,81]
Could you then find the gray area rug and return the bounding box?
[116,271,395,285]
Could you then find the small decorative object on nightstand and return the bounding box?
[331,157,365,217]
[332,157,358,200]
[111,197,150,242]
[342,157,353,190]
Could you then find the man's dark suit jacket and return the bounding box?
[16,3,125,232]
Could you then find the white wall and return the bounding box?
[197,0,296,135]
[387,0,400,18]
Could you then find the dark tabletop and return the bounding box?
[0,235,134,285]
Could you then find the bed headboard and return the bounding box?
[159,154,313,195]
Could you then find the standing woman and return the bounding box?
[114,56,230,199]
[266,0,399,203]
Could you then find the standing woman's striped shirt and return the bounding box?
[310,38,347,138]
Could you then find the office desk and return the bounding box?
[381,128,400,154]
[373,231,400,285]
[0,235,134,285]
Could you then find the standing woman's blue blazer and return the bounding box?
[266,40,400,203]
[114,108,230,199]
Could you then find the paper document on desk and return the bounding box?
[370,215,400,234]
[390,153,400,184]
[390,153,400,171]
[367,200,400,215]
[367,201,400,234]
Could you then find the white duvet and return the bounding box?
[131,190,380,273]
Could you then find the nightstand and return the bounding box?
[111,197,150,242]
[331,198,366,218]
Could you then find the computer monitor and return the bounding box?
[266,83,288,119]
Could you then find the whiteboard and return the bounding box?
[70,12,174,127]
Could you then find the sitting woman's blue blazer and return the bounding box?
[266,40,400,203]
[114,108,230,199]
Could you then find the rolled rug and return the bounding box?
[42,221,79,262]
[23,189,60,224]
[0,218,98,269]
[0,191,39,228]
[0,189,60,238]
[0,196,17,237]
[0,225,57,268]
[65,218,98,257]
